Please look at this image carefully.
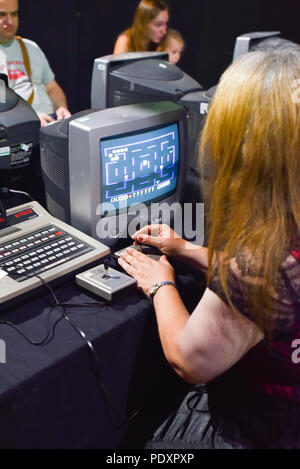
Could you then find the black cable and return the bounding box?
[0,266,137,428]
[0,187,34,202]
[0,307,63,346]
[34,274,138,428]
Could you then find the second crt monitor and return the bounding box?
[40,101,188,249]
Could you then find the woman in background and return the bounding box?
[113,0,169,54]
[119,47,300,448]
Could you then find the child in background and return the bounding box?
[157,28,185,65]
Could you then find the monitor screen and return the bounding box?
[100,122,179,213]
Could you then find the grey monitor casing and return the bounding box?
[68,101,187,248]
[91,52,202,111]
[232,31,281,61]
[91,52,169,109]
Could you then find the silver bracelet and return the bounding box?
[149,281,177,303]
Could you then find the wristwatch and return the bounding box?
[149,281,177,303]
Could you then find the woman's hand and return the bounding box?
[131,224,185,258]
[118,247,176,297]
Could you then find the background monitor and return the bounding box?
[232,31,300,61]
[40,101,188,250]
[90,52,203,204]
[91,52,202,110]
[178,85,216,202]
[0,74,41,204]
[179,32,300,202]
[232,31,281,61]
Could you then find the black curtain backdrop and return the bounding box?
[18,0,300,114]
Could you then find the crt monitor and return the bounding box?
[232,31,300,61]
[0,74,41,206]
[40,101,188,249]
[90,52,203,203]
[181,32,300,201]
[91,52,203,110]
[178,85,216,202]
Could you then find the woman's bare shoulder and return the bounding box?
[113,32,130,54]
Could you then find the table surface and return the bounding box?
[0,257,202,449]
[0,271,150,448]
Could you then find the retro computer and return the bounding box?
[40,101,188,250]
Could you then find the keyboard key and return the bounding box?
[0,224,93,281]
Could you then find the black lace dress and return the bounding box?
[146,243,300,449]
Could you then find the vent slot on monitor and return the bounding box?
[45,193,66,222]
[41,147,65,190]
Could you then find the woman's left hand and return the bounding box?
[118,247,176,297]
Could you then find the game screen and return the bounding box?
[100,123,179,212]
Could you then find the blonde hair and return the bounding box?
[158,28,184,51]
[200,48,300,337]
[125,0,169,52]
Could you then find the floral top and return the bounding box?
[208,239,300,403]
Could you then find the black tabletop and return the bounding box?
[0,179,205,450]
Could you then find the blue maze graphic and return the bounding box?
[103,127,178,202]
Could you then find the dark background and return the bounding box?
[18,0,300,114]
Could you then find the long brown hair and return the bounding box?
[200,48,300,336]
[126,0,169,52]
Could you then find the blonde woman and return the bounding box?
[113,0,169,54]
[119,47,300,448]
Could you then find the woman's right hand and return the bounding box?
[131,224,185,258]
